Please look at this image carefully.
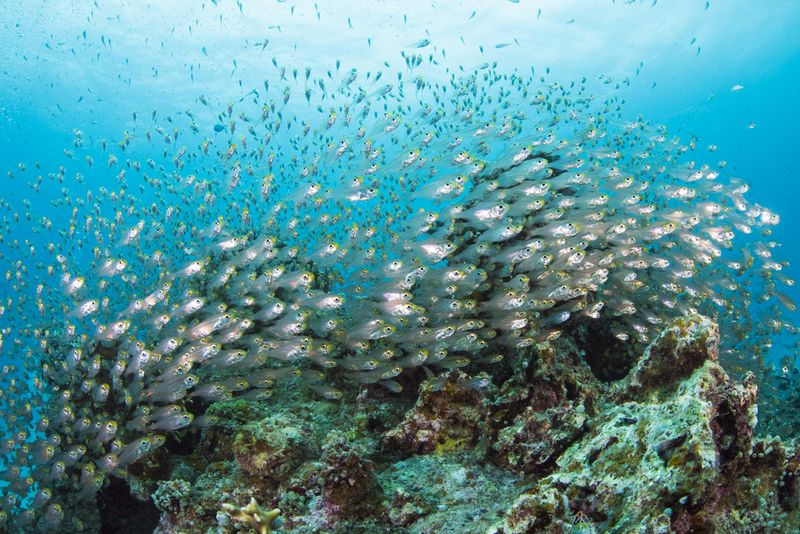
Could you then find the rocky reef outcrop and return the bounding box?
[489,315,793,533]
[106,314,799,533]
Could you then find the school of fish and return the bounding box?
[0,61,796,530]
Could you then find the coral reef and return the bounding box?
[4,60,797,533]
[86,314,798,533]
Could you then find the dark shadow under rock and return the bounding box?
[98,477,160,534]
[566,318,640,382]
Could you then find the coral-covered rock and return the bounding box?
[319,432,384,521]
[387,488,429,528]
[152,460,259,533]
[382,370,489,455]
[689,436,800,532]
[232,413,311,485]
[378,454,521,532]
[490,338,599,474]
[489,314,793,533]
[616,313,720,399]
[152,479,191,516]
[141,315,799,534]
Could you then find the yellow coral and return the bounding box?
[221,498,280,534]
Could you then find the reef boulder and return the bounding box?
[232,413,312,485]
[489,314,798,533]
[381,370,489,456]
[489,336,600,475]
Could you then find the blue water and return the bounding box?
[1,0,800,529]
[3,0,799,285]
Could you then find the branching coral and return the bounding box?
[221,498,281,534]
